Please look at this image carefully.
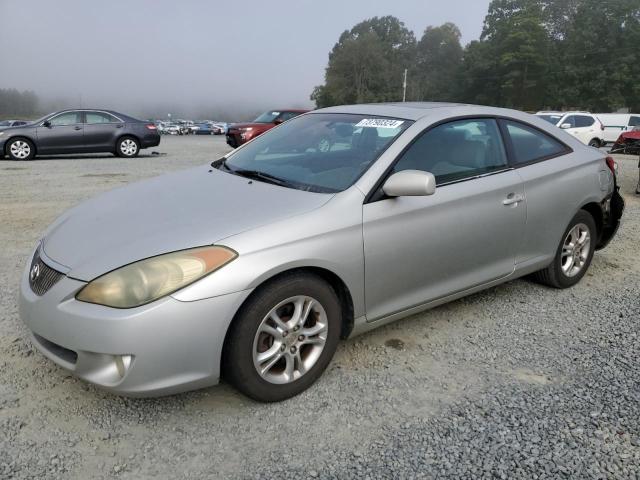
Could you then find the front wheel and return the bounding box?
[223,273,342,402]
[7,138,35,160]
[532,210,596,289]
[116,137,140,157]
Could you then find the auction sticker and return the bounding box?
[355,118,404,129]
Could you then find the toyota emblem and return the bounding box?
[30,263,41,282]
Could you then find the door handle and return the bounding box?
[503,193,524,206]
[74,126,82,131]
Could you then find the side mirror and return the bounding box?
[382,170,436,197]
[42,120,51,128]
[273,118,284,125]
[560,123,571,129]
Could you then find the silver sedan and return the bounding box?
[19,103,624,402]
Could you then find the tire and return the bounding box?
[588,139,601,148]
[532,210,596,289]
[116,136,140,158]
[223,272,342,402]
[6,138,36,161]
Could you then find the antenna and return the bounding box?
[402,69,408,102]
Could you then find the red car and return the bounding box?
[611,129,640,155]
[226,109,308,148]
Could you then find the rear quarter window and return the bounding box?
[502,120,569,166]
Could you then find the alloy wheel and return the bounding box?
[120,139,138,156]
[10,140,31,159]
[252,295,328,384]
[561,223,591,277]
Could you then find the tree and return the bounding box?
[311,16,416,107]
[556,0,640,111]
[471,0,551,110]
[0,88,40,116]
[414,23,463,102]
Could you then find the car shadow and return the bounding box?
[0,152,164,162]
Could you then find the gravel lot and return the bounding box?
[1,135,639,479]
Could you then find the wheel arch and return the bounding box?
[580,201,604,244]
[116,133,140,146]
[224,266,356,347]
[4,135,38,156]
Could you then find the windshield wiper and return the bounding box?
[231,168,294,188]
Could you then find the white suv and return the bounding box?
[536,111,605,147]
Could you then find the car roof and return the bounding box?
[51,108,139,121]
[315,102,521,121]
[536,111,592,115]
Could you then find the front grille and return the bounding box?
[29,249,64,296]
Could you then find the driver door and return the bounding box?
[36,111,84,154]
[362,118,526,321]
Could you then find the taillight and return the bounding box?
[146,124,157,130]
[605,156,616,175]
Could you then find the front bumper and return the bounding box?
[19,252,251,397]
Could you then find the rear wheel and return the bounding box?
[223,273,342,402]
[532,210,596,289]
[116,136,140,157]
[7,138,35,160]
[588,138,601,148]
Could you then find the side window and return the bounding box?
[48,112,81,126]
[562,116,576,128]
[629,116,640,127]
[85,112,118,124]
[503,120,568,165]
[575,115,595,128]
[392,119,507,185]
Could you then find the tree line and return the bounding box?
[311,0,640,112]
[0,88,39,117]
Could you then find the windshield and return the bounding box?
[253,111,283,123]
[537,114,563,125]
[223,113,412,193]
[0,121,10,127]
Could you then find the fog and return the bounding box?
[0,0,490,120]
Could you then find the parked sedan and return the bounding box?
[0,119,29,128]
[19,103,623,402]
[0,109,160,160]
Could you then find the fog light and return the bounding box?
[114,355,133,378]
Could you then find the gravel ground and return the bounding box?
[0,136,638,479]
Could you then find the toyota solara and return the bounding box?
[19,103,624,402]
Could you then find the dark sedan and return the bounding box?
[0,109,160,160]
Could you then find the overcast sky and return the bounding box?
[0,0,491,119]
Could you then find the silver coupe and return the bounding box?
[19,103,624,402]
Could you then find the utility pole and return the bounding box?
[402,69,408,102]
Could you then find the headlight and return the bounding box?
[76,246,237,308]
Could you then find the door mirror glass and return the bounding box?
[560,123,571,129]
[382,170,436,197]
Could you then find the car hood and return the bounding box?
[42,165,332,281]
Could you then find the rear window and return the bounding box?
[502,120,568,165]
[629,116,640,127]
